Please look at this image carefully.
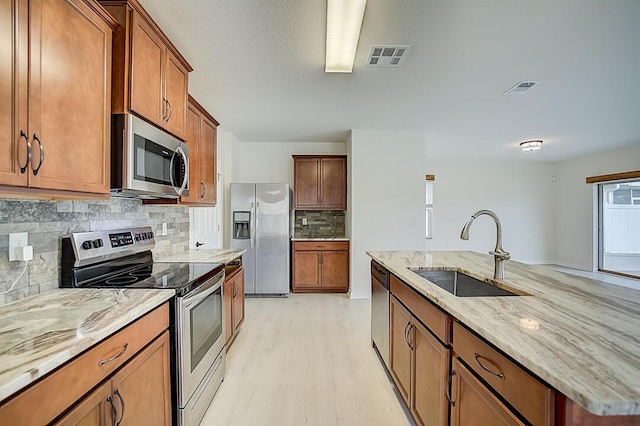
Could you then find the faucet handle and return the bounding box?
[489,250,510,260]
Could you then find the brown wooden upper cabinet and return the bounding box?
[100,0,192,141]
[0,0,115,198]
[293,155,347,210]
[181,95,219,206]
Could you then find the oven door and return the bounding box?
[176,270,225,406]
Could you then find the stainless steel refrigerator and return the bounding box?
[230,183,290,296]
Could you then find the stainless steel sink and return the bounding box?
[410,269,527,297]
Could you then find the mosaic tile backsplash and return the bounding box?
[293,210,345,237]
[0,198,189,304]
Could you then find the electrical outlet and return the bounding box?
[302,218,308,226]
[9,232,28,261]
[161,223,168,236]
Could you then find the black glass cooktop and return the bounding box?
[67,252,223,297]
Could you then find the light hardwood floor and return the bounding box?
[200,294,411,426]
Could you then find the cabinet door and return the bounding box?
[232,269,245,331]
[294,157,320,209]
[181,103,200,203]
[0,0,28,187]
[199,116,217,204]
[224,277,234,346]
[53,381,114,426]
[320,157,346,210]
[293,250,321,289]
[390,296,412,405]
[163,50,188,140]
[110,331,172,426]
[412,319,450,426]
[450,358,524,426]
[320,250,349,291]
[28,0,111,193]
[129,12,163,127]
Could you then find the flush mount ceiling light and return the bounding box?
[520,140,543,152]
[325,0,367,73]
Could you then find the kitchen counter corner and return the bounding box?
[0,288,174,403]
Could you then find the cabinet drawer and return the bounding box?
[453,322,554,426]
[0,303,169,426]
[390,275,449,344]
[293,241,349,251]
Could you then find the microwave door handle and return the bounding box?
[170,146,189,196]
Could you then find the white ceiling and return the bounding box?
[142,0,640,161]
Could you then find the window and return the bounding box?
[426,175,434,239]
[598,179,640,279]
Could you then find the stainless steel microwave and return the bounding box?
[111,114,189,199]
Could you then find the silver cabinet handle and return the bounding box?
[447,370,457,406]
[32,134,44,176]
[404,322,411,347]
[166,99,172,121]
[107,395,118,426]
[474,353,505,380]
[98,343,128,366]
[162,98,167,121]
[114,388,125,425]
[19,130,31,173]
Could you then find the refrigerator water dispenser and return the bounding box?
[233,211,251,239]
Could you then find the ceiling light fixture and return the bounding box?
[325,0,367,73]
[520,140,543,152]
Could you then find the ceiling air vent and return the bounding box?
[368,45,410,67]
[504,81,539,95]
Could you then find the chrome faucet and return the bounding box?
[460,209,510,280]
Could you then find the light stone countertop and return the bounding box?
[367,250,640,416]
[0,288,174,403]
[291,236,350,241]
[155,248,246,264]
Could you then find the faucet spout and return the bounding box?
[459,209,510,280]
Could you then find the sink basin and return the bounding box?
[410,269,526,297]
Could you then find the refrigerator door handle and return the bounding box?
[255,202,260,248]
[250,202,255,249]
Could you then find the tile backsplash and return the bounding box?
[294,210,345,237]
[0,198,189,304]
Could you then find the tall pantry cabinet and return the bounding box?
[1,0,115,197]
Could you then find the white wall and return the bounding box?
[350,129,427,298]
[231,141,346,184]
[424,160,556,264]
[553,142,640,270]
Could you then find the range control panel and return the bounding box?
[64,226,156,266]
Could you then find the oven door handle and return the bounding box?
[182,272,224,307]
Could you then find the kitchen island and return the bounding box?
[368,250,640,423]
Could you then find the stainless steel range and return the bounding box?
[61,226,225,426]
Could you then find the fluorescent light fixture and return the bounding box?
[325,0,367,73]
[520,140,543,152]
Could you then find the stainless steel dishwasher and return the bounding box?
[371,260,390,368]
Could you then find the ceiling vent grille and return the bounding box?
[368,45,410,67]
[504,81,539,95]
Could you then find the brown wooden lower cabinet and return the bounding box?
[450,358,524,426]
[390,295,450,426]
[55,331,172,426]
[292,241,349,293]
[224,266,245,347]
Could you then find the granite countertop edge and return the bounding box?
[154,248,246,264]
[367,250,640,417]
[0,288,175,404]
